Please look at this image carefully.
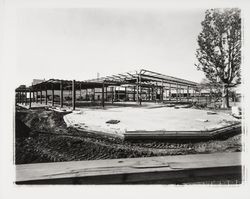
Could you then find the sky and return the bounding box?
[15,7,206,86]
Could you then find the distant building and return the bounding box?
[17,85,26,89]
[32,79,45,86]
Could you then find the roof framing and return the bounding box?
[85,69,198,87]
[15,69,199,91]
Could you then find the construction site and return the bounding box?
[15,69,242,184]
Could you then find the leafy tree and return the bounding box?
[196,8,241,108]
[199,78,222,103]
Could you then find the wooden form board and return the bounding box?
[16,152,241,184]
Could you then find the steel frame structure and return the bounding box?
[15,69,199,109]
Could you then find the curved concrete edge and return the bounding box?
[124,123,241,140]
[68,123,240,141]
[64,117,240,141]
[76,128,125,139]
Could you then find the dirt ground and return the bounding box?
[15,106,242,165]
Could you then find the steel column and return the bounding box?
[176,84,178,102]
[161,81,164,102]
[45,88,48,105]
[113,87,116,101]
[124,87,127,101]
[151,87,153,101]
[136,78,139,103]
[60,80,63,108]
[52,83,54,107]
[102,82,105,107]
[111,87,114,103]
[133,86,136,101]
[25,90,27,105]
[105,87,107,101]
[192,88,195,102]
[148,87,150,101]
[36,90,38,103]
[169,84,171,101]
[139,74,142,105]
[72,80,76,110]
[93,88,95,101]
[40,87,42,104]
[33,91,35,102]
[79,83,82,99]
[161,87,164,102]
[29,90,32,108]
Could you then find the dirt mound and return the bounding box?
[18,109,68,134]
[15,118,30,138]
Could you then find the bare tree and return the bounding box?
[196,8,241,108]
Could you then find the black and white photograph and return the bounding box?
[1,0,250,198]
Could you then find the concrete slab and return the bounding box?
[48,107,73,113]
[63,106,240,139]
[17,103,49,109]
